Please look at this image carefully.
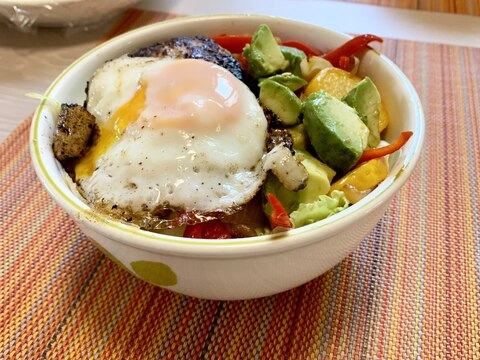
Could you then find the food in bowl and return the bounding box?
[49,23,413,240]
[31,16,423,299]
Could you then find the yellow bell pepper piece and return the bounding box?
[330,157,389,204]
[303,67,361,99]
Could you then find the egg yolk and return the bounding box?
[142,59,242,129]
[75,59,244,179]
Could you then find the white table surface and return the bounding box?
[1,0,479,144]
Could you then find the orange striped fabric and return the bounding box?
[336,0,480,15]
[2,10,480,359]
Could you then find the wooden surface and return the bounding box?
[0,19,119,143]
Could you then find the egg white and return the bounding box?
[79,56,268,220]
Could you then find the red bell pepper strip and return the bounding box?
[357,131,413,164]
[338,56,351,70]
[266,193,293,230]
[212,35,252,54]
[280,40,322,56]
[184,219,232,239]
[323,34,383,68]
[236,53,248,72]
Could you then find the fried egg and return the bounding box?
[76,56,268,226]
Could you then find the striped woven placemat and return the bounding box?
[2,10,480,359]
[336,0,480,16]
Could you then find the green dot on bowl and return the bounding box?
[131,260,178,286]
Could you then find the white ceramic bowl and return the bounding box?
[30,15,424,300]
[0,0,140,28]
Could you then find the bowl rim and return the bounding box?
[30,14,425,258]
[0,0,80,5]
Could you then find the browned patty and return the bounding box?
[267,128,294,153]
[52,103,96,161]
[128,36,245,81]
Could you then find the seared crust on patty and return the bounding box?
[52,104,97,161]
[267,128,294,153]
[128,36,245,81]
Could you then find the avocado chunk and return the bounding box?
[259,79,303,125]
[279,45,306,77]
[263,149,336,216]
[342,77,381,147]
[261,73,307,92]
[243,24,288,79]
[296,149,336,201]
[287,124,309,150]
[303,90,369,174]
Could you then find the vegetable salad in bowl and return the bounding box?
[48,24,412,240]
